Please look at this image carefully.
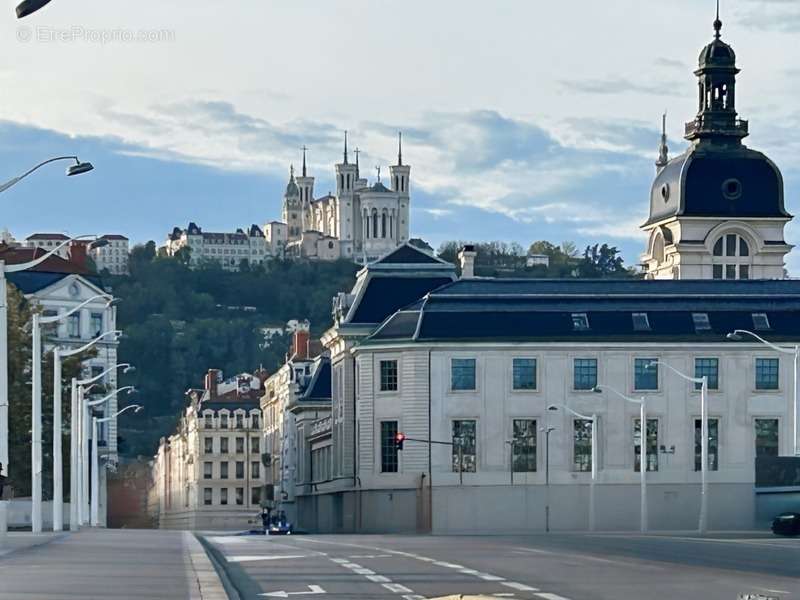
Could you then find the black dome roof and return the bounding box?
[699,38,736,67]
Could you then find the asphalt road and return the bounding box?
[202,531,800,600]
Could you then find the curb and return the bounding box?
[185,531,235,600]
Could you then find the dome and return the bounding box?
[285,178,299,197]
[698,38,736,67]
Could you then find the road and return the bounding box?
[202,531,800,600]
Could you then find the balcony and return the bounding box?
[684,117,748,139]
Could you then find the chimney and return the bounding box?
[69,241,89,271]
[293,329,310,360]
[204,369,222,399]
[458,244,477,279]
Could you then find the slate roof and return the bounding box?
[300,359,332,402]
[375,244,443,265]
[367,279,800,344]
[349,276,453,324]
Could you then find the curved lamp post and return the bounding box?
[89,395,138,526]
[0,156,93,194]
[594,385,648,532]
[548,403,597,531]
[648,360,708,534]
[728,330,798,457]
[16,0,53,18]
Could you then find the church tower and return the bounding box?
[281,165,303,243]
[335,131,358,253]
[389,132,411,244]
[640,8,792,280]
[295,146,315,231]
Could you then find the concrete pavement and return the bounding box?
[0,529,228,599]
[201,531,800,600]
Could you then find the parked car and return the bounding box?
[267,511,294,536]
[771,512,800,536]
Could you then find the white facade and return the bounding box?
[165,223,271,271]
[24,233,70,259]
[91,235,129,275]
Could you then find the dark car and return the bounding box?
[771,512,800,536]
[267,511,293,536]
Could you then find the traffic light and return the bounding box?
[395,432,406,451]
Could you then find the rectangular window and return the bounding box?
[220,462,229,479]
[67,313,81,338]
[235,487,244,505]
[713,264,723,279]
[739,265,750,280]
[203,488,213,506]
[251,461,260,479]
[236,461,244,479]
[512,358,537,391]
[236,437,244,454]
[220,437,229,454]
[755,418,779,457]
[694,418,719,471]
[380,421,399,473]
[236,413,244,429]
[452,420,477,473]
[573,419,593,472]
[512,419,537,472]
[251,486,261,506]
[634,418,659,472]
[220,413,229,429]
[634,358,658,391]
[204,437,213,454]
[380,360,398,391]
[90,312,103,336]
[451,358,476,391]
[220,488,228,505]
[204,413,213,429]
[694,358,719,390]
[203,462,213,479]
[573,358,597,391]
[631,313,650,331]
[692,313,711,332]
[252,437,260,453]
[755,358,779,390]
[251,413,260,429]
[726,264,736,280]
[752,313,771,331]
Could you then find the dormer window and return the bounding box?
[632,313,651,332]
[752,313,771,331]
[572,313,590,331]
[692,313,711,332]
[712,233,751,280]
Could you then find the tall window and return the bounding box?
[512,419,537,472]
[755,419,779,457]
[235,487,244,505]
[694,418,719,471]
[235,461,244,479]
[452,420,477,473]
[252,437,260,453]
[203,413,213,429]
[235,413,244,429]
[220,488,228,505]
[451,358,476,391]
[573,358,597,391]
[512,359,537,391]
[220,437,229,454]
[755,358,779,390]
[694,358,719,390]
[67,313,81,338]
[251,461,260,478]
[634,419,659,472]
[634,358,658,391]
[236,437,244,454]
[220,462,229,479]
[380,421,399,473]
[251,413,260,429]
[380,360,398,391]
[90,312,103,336]
[251,486,261,506]
[203,488,213,506]
[203,462,213,479]
[204,437,213,454]
[573,419,593,472]
[220,413,229,429]
[712,233,750,280]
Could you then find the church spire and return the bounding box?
[656,112,669,171]
[301,145,307,177]
[714,0,722,39]
[354,147,360,179]
[343,130,349,165]
[397,131,403,166]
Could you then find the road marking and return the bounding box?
[433,561,465,569]
[366,575,391,583]
[207,536,248,544]
[502,582,540,592]
[340,562,361,569]
[228,555,307,563]
[535,594,571,600]
[330,558,349,564]
[259,584,326,598]
[402,596,426,600]
[349,554,392,559]
[477,573,506,581]
[383,583,414,593]
[353,568,376,575]
[760,588,790,595]
[459,569,481,575]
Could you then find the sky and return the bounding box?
[1,0,799,270]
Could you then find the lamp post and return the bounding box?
[542,425,555,533]
[0,233,103,534]
[15,0,54,18]
[91,404,141,526]
[84,386,135,526]
[727,330,798,457]
[70,363,133,531]
[32,295,113,533]
[0,156,93,194]
[594,385,648,533]
[548,404,597,531]
[648,360,708,534]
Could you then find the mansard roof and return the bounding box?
[366,278,800,344]
[300,358,331,402]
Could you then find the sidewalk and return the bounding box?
[0,529,228,599]
[0,531,67,557]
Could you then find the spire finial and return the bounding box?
[354,147,360,179]
[290,163,295,179]
[343,130,349,165]
[301,145,307,177]
[397,131,403,166]
[375,165,381,182]
[656,111,669,170]
[713,0,722,39]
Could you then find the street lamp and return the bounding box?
[91,403,141,526]
[15,0,53,18]
[648,360,708,534]
[542,424,555,533]
[548,404,597,532]
[0,156,93,194]
[594,385,648,532]
[31,295,114,533]
[727,330,798,457]
[70,363,133,531]
[84,386,135,525]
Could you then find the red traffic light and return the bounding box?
[395,432,406,450]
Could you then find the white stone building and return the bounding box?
[24,233,71,259]
[150,369,267,530]
[91,234,130,275]
[164,222,270,271]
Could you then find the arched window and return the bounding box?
[652,234,665,264]
[372,210,378,238]
[381,212,387,238]
[712,233,751,280]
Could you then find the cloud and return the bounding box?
[654,57,688,70]
[736,0,800,31]
[559,77,681,97]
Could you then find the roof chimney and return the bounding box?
[293,326,310,360]
[458,245,477,279]
[69,240,89,271]
[204,369,222,399]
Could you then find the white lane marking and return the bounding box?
[366,575,391,583]
[207,536,248,544]
[340,562,361,569]
[478,573,506,581]
[330,558,349,564]
[502,582,540,592]
[512,545,661,570]
[402,596,426,600]
[349,554,392,559]
[259,584,326,597]
[383,583,414,593]
[459,569,481,575]
[433,561,465,569]
[760,589,790,595]
[353,568,376,575]
[535,594,571,600]
[228,555,307,563]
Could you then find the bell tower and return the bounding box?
[389,132,411,244]
[296,146,315,231]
